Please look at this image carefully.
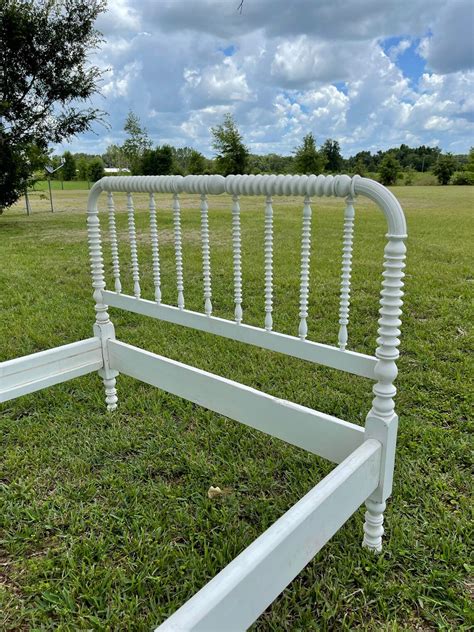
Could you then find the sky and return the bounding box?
[58,0,474,158]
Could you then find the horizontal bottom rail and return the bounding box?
[108,340,365,464]
[0,338,103,403]
[102,292,377,380]
[157,439,382,631]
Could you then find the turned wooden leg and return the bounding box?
[103,376,118,412]
[362,499,386,553]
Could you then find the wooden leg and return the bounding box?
[362,498,386,553]
[103,376,118,412]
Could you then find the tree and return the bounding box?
[122,111,152,175]
[321,138,343,172]
[294,133,326,174]
[62,151,76,180]
[141,146,173,175]
[188,150,206,174]
[0,0,106,211]
[466,147,474,173]
[87,158,104,182]
[379,154,401,185]
[211,113,248,175]
[433,154,456,185]
[102,144,126,170]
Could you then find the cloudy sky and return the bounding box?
[60,0,474,158]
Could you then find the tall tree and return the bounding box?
[62,151,76,181]
[0,0,106,211]
[141,146,173,175]
[294,133,326,174]
[122,111,152,175]
[187,150,206,174]
[379,154,401,185]
[321,138,343,172]
[102,144,126,170]
[87,157,104,182]
[211,113,248,175]
[433,154,457,185]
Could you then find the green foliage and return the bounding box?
[0,0,106,209]
[321,138,343,172]
[451,170,474,185]
[122,111,152,175]
[433,153,457,185]
[352,158,366,177]
[466,147,474,173]
[404,166,415,186]
[247,153,294,174]
[140,146,173,176]
[379,154,401,185]
[211,113,248,175]
[62,151,76,181]
[294,133,326,174]
[187,150,206,174]
[102,144,126,170]
[87,158,104,182]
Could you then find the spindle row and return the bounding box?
[104,191,356,347]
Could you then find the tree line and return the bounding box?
[48,110,474,188]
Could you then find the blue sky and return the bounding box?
[59,0,474,158]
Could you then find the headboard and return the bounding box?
[87,173,406,382]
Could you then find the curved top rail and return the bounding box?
[88,174,407,238]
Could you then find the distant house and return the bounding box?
[104,167,131,174]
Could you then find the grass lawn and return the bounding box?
[1,185,473,630]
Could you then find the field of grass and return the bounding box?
[1,185,472,630]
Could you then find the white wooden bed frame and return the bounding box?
[0,174,407,630]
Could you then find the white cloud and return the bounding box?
[60,0,474,157]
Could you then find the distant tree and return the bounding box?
[379,154,401,185]
[433,154,456,185]
[294,133,326,174]
[87,157,104,182]
[102,144,126,169]
[62,151,76,180]
[141,146,173,175]
[352,158,366,177]
[188,150,206,174]
[451,171,474,185]
[321,139,343,172]
[0,0,106,211]
[404,166,415,186]
[77,158,90,181]
[466,147,474,173]
[122,111,152,174]
[211,113,248,175]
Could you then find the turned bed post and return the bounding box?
[353,178,407,553]
[87,180,119,411]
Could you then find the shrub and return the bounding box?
[451,171,474,185]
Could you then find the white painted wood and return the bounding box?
[102,291,377,379]
[264,195,273,331]
[149,193,162,303]
[87,192,119,410]
[362,236,406,550]
[200,193,212,316]
[0,338,103,403]
[298,196,312,339]
[232,194,243,324]
[173,193,185,309]
[107,339,365,464]
[126,192,141,298]
[156,439,381,632]
[338,196,355,350]
[362,499,386,553]
[107,192,122,293]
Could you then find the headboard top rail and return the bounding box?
[89,174,406,237]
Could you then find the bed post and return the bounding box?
[87,180,119,411]
[355,177,407,553]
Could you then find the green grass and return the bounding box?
[28,179,92,192]
[1,186,473,630]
